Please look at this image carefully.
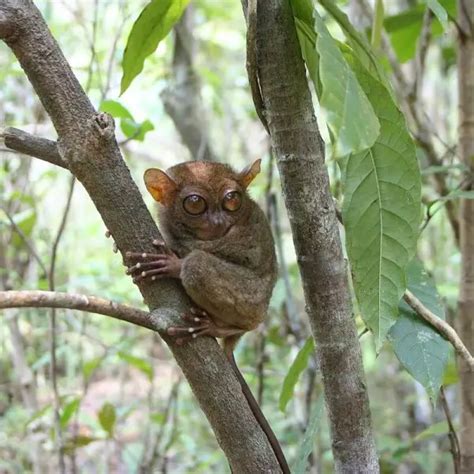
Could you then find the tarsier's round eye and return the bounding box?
[183,194,207,215]
[222,191,242,212]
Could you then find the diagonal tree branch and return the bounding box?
[0,1,280,471]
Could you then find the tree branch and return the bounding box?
[0,290,152,327]
[0,1,281,471]
[1,127,67,168]
[404,290,474,370]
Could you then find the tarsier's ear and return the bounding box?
[238,159,261,189]
[144,168,177,206]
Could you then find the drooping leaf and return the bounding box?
[414,421,449,442]
[121,0,190,94]
[313,11,380,157]
[342,54,421,349]
[292,395,324,474]
[371,0,384,49]
[389,259,450,401]
[291,0,321,95]
[98,402,116,438]
[279,337,315,412]
[60,397,81,428]
[427,0,449,30]
[118,351,154,381]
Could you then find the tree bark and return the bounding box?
[0,1,280,471]
[243,1,379,472]
[457,1,474,472]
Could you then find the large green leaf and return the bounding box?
[279,337,315,412]
[118,351,154,381]
[313,11,380,157]
[389,259,450,401]
[120,0,190,94]
[342,55,421,348]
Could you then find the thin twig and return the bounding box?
[440,386,461,474]
[48,175,75,473]
[403,290,474,370]
[0,205,49,276]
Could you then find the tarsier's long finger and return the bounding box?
[126,260,168,275]
[133,267,172,283]
[182,313,206,324]
[125,251,168,260]
[167,325,209,336]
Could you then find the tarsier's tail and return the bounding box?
[227,352,291,474]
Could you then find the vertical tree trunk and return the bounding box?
[457,1,474,472]
[245,1,379,471]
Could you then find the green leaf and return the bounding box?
[83,357,102,382]
[436,190,474,202]
[121,0,190,94]
[414,421,449,442]
[98,402,116,438]
[313,11,380,157]
[292,395,324,474]
[371,0,384,49]
[442,359,459,386]
[389,259,450,401]
[25,403,52,428]
[342,55,421,349]
[279,337,315,412]
[63,435,100,454]
[427,0,449,30]
[99,100,134,120]
[291,0,321,94]
[118,351,154,381]
[60,397,81,428]
[120,118,154,141]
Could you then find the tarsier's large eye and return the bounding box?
[183,194,207,215]
[222,191,242,212]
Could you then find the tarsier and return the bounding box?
[126,160,290,473]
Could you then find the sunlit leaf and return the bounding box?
[98,402,116,438]
[279,337,315,412]
[63,435,100,454]
[99,99,134,120]
[120,118,154,141]
[342,55,421,349]
[371,0,384,49]
[121,0,190,94]
[314,11,380,157]
[389,259,450,401]
[83,357,102,382]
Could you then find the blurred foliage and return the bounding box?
[0,0,463,472]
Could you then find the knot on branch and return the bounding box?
[0,7,20,43]
[90,112,115,140]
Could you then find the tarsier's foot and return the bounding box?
[167,308,244,345]
[126,239,182,283]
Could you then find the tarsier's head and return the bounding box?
[144,160,261,241]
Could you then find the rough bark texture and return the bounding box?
[0,1,280,471]
[161,7,217,162]
[457,1,474,472]
[246,1,379,472]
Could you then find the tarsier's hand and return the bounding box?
[126,239,182,283]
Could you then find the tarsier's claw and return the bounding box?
[105,229,111,238]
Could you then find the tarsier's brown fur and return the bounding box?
[127,160,289,472]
